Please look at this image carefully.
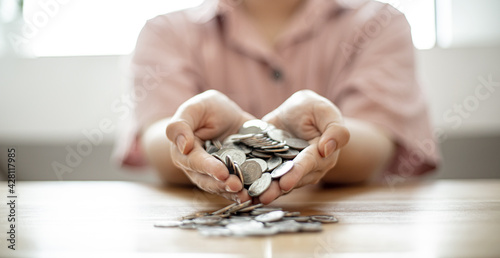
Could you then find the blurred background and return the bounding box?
[0,0,499,182]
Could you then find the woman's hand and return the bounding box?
[258,90,350,204]
[166,90,255,203]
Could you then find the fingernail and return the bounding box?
[281,188,292,195]
[176,135,186,154]
[324,140,337,157]
[225,185,237,193]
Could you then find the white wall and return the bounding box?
[1,47,500,144]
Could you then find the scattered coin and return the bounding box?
[284,138,310,150]
[155,203,339,237]
[255,211,285,222]
[153,220,183,228]
[310,215,338,223]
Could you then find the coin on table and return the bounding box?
[271,160,294,179]
[193,215,223,225]
[227,200,252,214]
[237,203,264,213]
[274,149,300,159]
[212,203,238,215]
[198,226,232,237]
[240,160,263,185]
[267,220,302,233]
[247,158,267,173]
[284,138,309,150]
[310,215,338,223]
[299,222,323,232]
[254,210,285,222]
[154,220,183,228]
[248,173,272,197]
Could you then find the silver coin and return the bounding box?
[271,161,294,179]
[248,173,272,197]
[258,146,289,153]
[274,149,300,159]
[193,215,223,225]
[247,158,267,172]
[181,212,209,220]
[220,149,246,165]
[213,140,223,150]
[251,207,283,214]
[310,215,338,223]
[225,155,235,174]
[212,203,238,215]
[239,119,270,134]
[266,156,282,171]
[283,216,311,222]
[285,138,309,150]
[251,150,273,159]
[154,220,183,228]
[254,210,285,222]
[284,211,301,217]
[237,203,264,213]
[227,200,252,213]
[226,220,264,232]
[234,162,245,185]
[240,160,263,185]
[299,222,323,232]
[198,226,232,237]
[267,220,302,233]
[266,128,293,142]
[233,226,279,236]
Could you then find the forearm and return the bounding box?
[141,118,192,185]
[322,118,396,184]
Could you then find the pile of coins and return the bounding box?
[154,200,338,237]
[205,119,310,197]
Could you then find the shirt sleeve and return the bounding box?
[113,14,202,167]
[334,4,440,178]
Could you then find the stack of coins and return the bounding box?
[205,120,310,197]
[154,200,338,237]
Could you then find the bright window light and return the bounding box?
[377,0,436,49]
[22,0,436,57]
[23,0,205,57]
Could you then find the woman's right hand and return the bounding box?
[166,90,255,203]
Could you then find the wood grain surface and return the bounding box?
[1,180,499,257]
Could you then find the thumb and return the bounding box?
[166,119,195,155]
[317,122,350,157]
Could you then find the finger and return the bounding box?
[258,180,281,205]
[166,119,196,155]
[278,146,318,192]
[172,142,230,182]
[312,102,350,157]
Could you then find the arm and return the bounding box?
[322,117,395,184]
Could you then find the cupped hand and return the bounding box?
[259,90,350,204]
[166,90,255,203]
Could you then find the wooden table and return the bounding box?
[1,180,499,257]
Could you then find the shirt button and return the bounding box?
[271,69,283,81]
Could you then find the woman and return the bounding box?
[116,0,439,204]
